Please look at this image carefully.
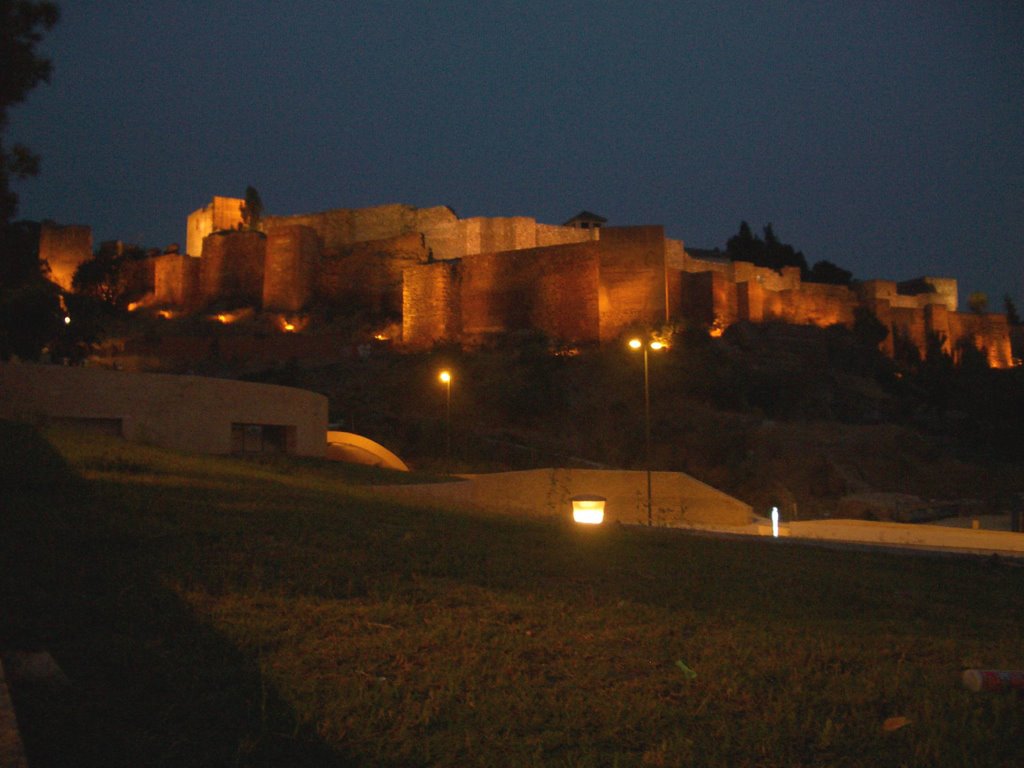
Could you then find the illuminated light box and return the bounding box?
[571,494,606,525]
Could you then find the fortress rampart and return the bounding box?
[186,195,245,257]
[137,197,1018,367]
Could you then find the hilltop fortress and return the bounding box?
[42,197,1014,366]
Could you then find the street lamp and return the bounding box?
[438,369,452,472]
[628,336,665,526]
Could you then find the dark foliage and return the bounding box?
[725,221,810,276]
[72,241,147,309]
[1004,294,1020,326]
[240,185,263,231]
[807,259,853,286]
[0,1,60,223]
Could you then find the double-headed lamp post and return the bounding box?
[438,369,452,472]
[629,337,665,526]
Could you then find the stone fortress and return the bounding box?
[40,196,1014,367]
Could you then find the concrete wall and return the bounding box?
[375,467,753,527]
[39,223,92,291]
[0,362,327,456]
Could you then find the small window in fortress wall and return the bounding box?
[231,423,297,454]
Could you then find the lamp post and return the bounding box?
[438,369,452,472]
[629,337,665,526]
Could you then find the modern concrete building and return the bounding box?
[0,362,328,457]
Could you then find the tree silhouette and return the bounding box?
[241,185,263,231]
[0,1,60,224]
[1004,294,1020,325]
[807,260,853,286]
[725,222,809,276]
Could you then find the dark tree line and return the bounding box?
[724,221,852,286]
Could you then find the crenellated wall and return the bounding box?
[162,198,1013,368]
[263,203,457,255]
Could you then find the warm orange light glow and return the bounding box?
[217,314,229,324]
[572,496,606,525]
[439,370,451,384]
[274,314,307,333]
[157,309,175,319]
[374,333,388,341]
[629,337,668,351]
[127,301,142,312]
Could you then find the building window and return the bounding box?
[231,423,296,454]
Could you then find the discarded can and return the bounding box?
[962,669,1024,692]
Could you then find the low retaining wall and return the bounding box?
[377,467,753,526]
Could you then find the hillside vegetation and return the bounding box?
[232,322,1024,519]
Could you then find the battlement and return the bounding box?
[155,198,1017,368]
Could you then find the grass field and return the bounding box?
[2,422,1022,767]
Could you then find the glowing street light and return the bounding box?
[628,336,666,526]
[439,369,452,472]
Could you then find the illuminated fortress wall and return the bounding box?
[186,195,245,257]
[402,260,462,346]
[155,198,1016,367]
[264,204,457,254]
[263,225,319,313]
[153,252,201,308]
[316,231,428,315]
[458,242,601,344]
[199,230,265,307]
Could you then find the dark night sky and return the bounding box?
[10,1,1024,310]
